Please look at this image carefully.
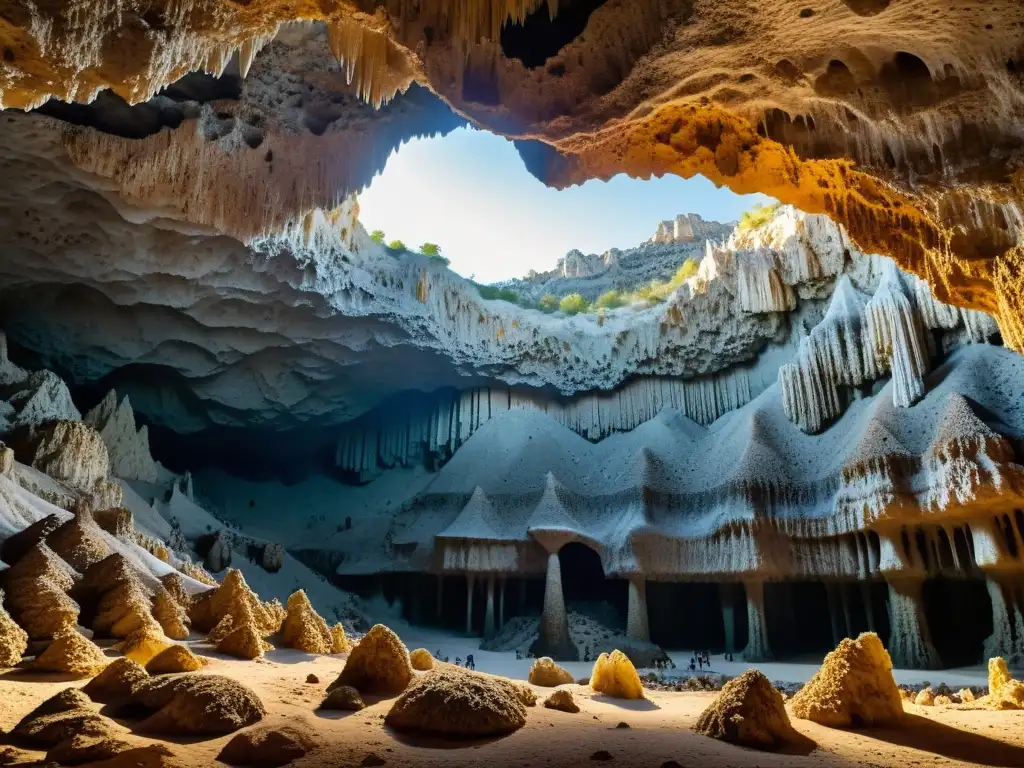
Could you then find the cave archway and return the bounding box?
[558,541,627,629]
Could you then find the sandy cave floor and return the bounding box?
[2,635,1024,768]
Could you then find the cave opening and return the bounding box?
[559,542,627,630]
[924,576,991,667]
[500,0,610,69]
[647,582,726,650]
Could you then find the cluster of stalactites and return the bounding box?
[780,263,997,433]
[405,0,558,45]
[325,17,416,108]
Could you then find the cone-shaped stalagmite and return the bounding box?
[529,553,577,661]
[626,576,650,643]
[886,579,939,669]
[743,579,772,662]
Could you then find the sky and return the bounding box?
[358,126,773,284]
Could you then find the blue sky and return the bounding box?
[358,126,772,284]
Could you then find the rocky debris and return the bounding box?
[319,684,365,711]
[32,626,108,675]
[330,623,412,696]
[177,558,217,587]
[218,720,319,767]
[218,612,274,660]
[0,589,29,667]
[46,505,114,572]
[0,512,61,564]
[13,687,119,747]
[28,420,110,497]
[264,598,287,634]
[409,648,434,671]
[694,670,798,750]
[75,553,157,639]
[385,667,529,737]
[330,622,349,653]
[261,542,284,573]
[984,657,1024,709]
[790,633,903,727]
[145,645,205,674]
[1,367,81,433]
[959,687,976,703]
[0,442,11,476]
[129,673,266,735]
[543,689,579,713]
[590,751,613,761]
[915,687,936,706]
[590,650,644,700]
[4,542,80,639]
[113,626,173,665]
[84,390,161,483]
[158,572,193,612]
[46,732,138,764]
[306,673,319,684]
[83,657,149,704]
[280,589,332,654]
[208,614,236,644]
[204,531,233,573]
[529,656,573,687]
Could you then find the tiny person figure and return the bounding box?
[443,656,449,663]
[515,649,522,660]
[583,646,591,663]
[467,653,475,670]
[455,657,462,666]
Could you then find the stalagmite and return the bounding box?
[983,578,1024,664]
[886,579,939,669]
[484,575,496,642]
[743,580,772,662]
[826,584,843,647]
[465,574,475,635]
[498,577,505,629]
[626,576,650,643]
[529,552,577,661]
[861,583,877,633]
[435,576,444,622]
[841,585,854,639]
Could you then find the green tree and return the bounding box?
[369,230,385,244]
[559,293,589,315]
[387,239,406,251]
[737,202,780,234]
[538,294,559,313]
[420,242,441,256]
[427,253,450,266]
[595,290,625,310]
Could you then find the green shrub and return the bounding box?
[369,230,385,244]
[476,284,521,304]
[672,259,699,284]
[387,239,406,252]
[559,293,589,315]
[538,294,559,313]
[595,290,625,310]
[426,253,450,266]
[737,202,780,234]
[420,242,441,256]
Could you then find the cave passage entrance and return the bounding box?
[558,541,627,631]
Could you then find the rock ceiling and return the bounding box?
[0,0,1022,436]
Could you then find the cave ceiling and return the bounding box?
[0,0,1022,437]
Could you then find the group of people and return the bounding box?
[433,650,476,670]
[651,658,677,670]
[688,650,713,672]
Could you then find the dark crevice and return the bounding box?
[500,0,610,69]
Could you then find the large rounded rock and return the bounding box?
[385,667,529,737]
[790,632,903,727]
[218,720,319,767]
[694,669,797,749]
[129,674,265,736]
[589,650,643,699]
[330,624,412,696]
[83,657,148,704]
[528,657,573,687]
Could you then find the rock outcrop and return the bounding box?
[694,670,797,749]
[279,590,333,654]
[589,651,644,700]
[329,624,412,696]
[84,391,161,483]
[0,590,28,667]
[128,674,266,736]
[4,542,80,639]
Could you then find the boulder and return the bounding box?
[218,720,319,767]
[694,670,797,750]
[129,673,266,735]
[528,656,573,687]
[409,648,434,671]
[543,689,579,713]
[589,650,643,699]
[83,657,149,703]
[329,624,412,696]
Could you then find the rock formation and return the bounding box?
[543,689,579,713]
[385,667,530,737]
[589,651,644,700]
[32,627,109,676]
[83,658,149,704]
[4,542,80,639]
[528,657,574,687]
[145,645,205,674]
[0,590,28,667]
[280,589,333,654]
[329,623,412,696]
[694,670,797,749]
[128,674,265,735]
[409,648,434,671]
[84,391,162,483]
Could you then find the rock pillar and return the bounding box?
[720,583,736,654]
[484,575,497,641]
[861,582,876,633]
[626,576,650,643]
[840,584,854,638]
[983,577,1024,663]
[498,577,506,629]
[465,574,475,635]
[743,579,772,662]
[519,577,527,614]
[886,578,939,668]
[436,575,444,622]
[826,583,843,646]
[528,552,578,660]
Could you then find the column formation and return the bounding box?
[626,576,650,643]
[465,574,475,635]
[886,578,939,669]
[484,575,497,641]
[528,551,578,660]
[983,577,1024,663]
[826,583,843,646]
[743,579,772,662]
[720,583,736,654]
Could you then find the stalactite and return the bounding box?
[743,580,772,662]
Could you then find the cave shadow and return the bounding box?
[777,729,818,757]
[384,724,515,749]
[589,694,660,711]
[313,708,363,721]
[853,713,1024,767]
[98,702,227,746]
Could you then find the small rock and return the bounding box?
[306,674,320,684]
[361,754,386,767]
[614,722,629,729]
[590,751,613,761]
[661,762,683,768]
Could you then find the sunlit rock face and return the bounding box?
[0,1,1021,348]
